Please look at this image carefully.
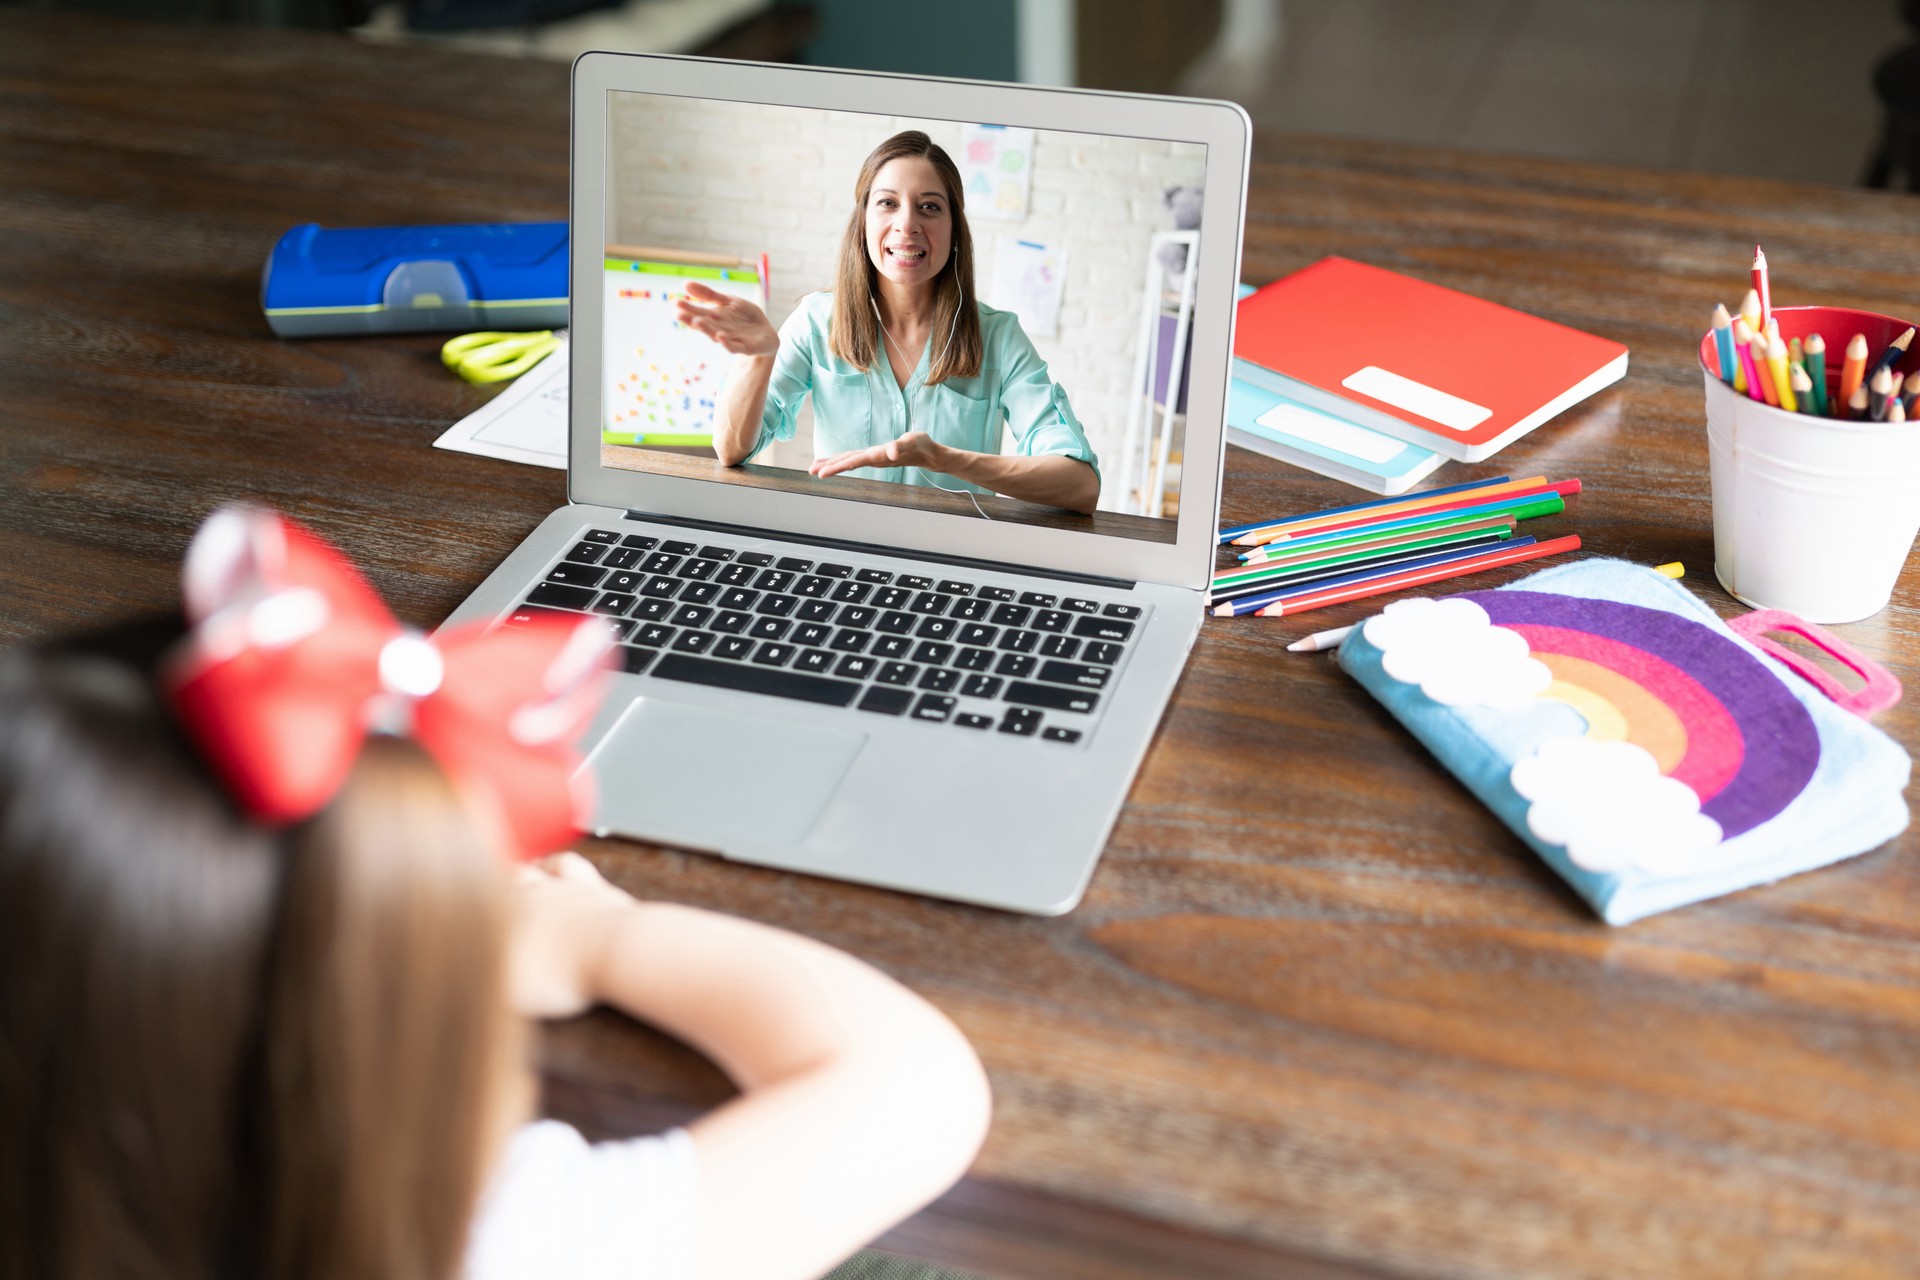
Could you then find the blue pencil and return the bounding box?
[1209,529,1511,604]
[1212,536,1538,616]
[1237,489,1565,561]
[1217,475,1511,544]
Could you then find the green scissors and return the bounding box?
[441,330,562,384]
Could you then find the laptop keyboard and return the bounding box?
[502,528,1147,745]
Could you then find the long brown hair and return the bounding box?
[0,625,520,1280]
[829,130,983,385]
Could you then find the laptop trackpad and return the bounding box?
[582,697,866,851]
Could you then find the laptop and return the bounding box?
[442,50,1249,915]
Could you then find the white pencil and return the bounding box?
[1286,624,1355,653]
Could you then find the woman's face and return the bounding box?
[864,156,953,296]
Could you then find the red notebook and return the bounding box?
[1233,257,1629,462]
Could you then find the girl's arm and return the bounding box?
[513,855,992,1280]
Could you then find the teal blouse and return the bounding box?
[749,293,1099,493]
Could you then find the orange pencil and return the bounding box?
[1252,535,1583,618]
[1249,480,1579,547]
[1839,332,1870,412]
[1232,475,1553,545]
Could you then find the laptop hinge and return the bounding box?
[621,510,1138,590]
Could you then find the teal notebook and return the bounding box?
[1338,558,1910,924]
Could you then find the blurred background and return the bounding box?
[9,0,1920,190]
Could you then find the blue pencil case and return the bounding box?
[261,221,568,337]
[1338,558,1911,924]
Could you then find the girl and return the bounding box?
[0,505,991,1280]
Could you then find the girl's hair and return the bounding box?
[829,130,984,385]
[0,621,521,1280]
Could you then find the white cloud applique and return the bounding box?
[1509,736,1723,875]
[1362,596,1552,709]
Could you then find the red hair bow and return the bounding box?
[165,505,613,859]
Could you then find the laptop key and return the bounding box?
[605,618,638,641]
[592,593,637,617]
[1018,591,1058,608]
[1005,681,1100,714]
[1033,610,1072,633]
[998,629,1039,653]
[836,654,878,679]
[918,667,959,692]
[603,545,644,570]
[711,610,751,634]
[955,647,994,671]
[873,635,913,659]
[1042,726,1083,744]
[661,540,697,555]
[910,592,950,615]
[681,582,720,604]
[546,563,607,589]
[961,674,1003,698]
[504,602,575,627]
[1063,597,1099,613]
[650,653,860,707]
[937,579,973,595]
[796,598,836,622]
[838,605,877,628]
[700,545,735,561]
[954,712,993,730]
[1103,603,1143,619]
[830,629,871,653]
[999,708,1043,736]
[671,630,716,654]
[737,551,774,567]
[856,568,893,584]
[714,635,755,660]
[669,604,713,627]
[1039,634,1081,659]
[635,598,674,622]
[796,575,833,598]
[754,570,795,592]
[857,685,912,716]
[619,533,658,550]
[1072,616,1135,642]
[633,624,675,647]
[795,648,835,673]
[877,611,916,635]
[1038,660,1112,689]
[830,580,872,604]
[640,552,682,574]
[816,562,854,578]
[600,570,643,594]
[717,562,757,586]
[1083,641,1124,665]
[753,643,797,666]
[912,693,956,721]
[871,587,908,610]
[995,653,1036,678]
[913,641,954,664]
[640,575,681,598]
[565,540,608,565]
[748,617,790,641]
[518,585,588,615]
[898,575,934,590]
[978,586,1015,601]
[756,593,799,617]
[791,622,832,647]
[776,556,814,572]
[677,558,719,581]
[952,598,991,621]
[877,661,919,685]
[619,646,656,676]
[584,529,620,544]
[957,623,998,646]
[718,587,760,610]
[990,603,1032,627]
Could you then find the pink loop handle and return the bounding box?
[1728,609,1903,718]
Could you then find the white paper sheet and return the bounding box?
[433,336,570,469]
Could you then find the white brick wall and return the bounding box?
[608,92,1207,508]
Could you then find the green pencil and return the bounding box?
[1214,520,1516,592]
[1238,495,1564,563]
[1804,333,1829,416]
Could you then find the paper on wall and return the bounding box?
[987,238,1068,339]
[960,124,1034,222]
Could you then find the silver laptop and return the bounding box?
[443,51,1249,914]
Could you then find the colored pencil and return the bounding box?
[1904,369,1920,415]
[1247,481,1578,547]
[1287,624,1355,652]
[1839,333,1870,411]
[1751,246,1771,334]
[1212,538,1536,617]
[1210,533,1515,606]
[1217,475,1516,544]
[1766,337,1797,412]
[1890,398,1908,424]
[1223,475,1531,545]
[1739,288,1762,336]
[1849,382,1871,420]
[1712,303,1739,389]
[1732,318,1768,404]
[1868,326,1915,382]
[1250,535,1583,618]
[1233,514,1516,571]
[1870,365,1895,421]
[1788,364,1813,415]
[1804,333,1828,416]
[1654,562,1684,578]
[1789,336,1804,371]
[1212,526,1515,599]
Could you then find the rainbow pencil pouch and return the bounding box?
[1338,558,1910,924]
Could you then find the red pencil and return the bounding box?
[1751,245,1771,336]
[1252,535,1583,617]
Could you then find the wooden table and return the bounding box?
[6,14,1920,1279]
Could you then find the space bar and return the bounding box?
[650,653,861,707]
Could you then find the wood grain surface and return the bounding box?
[4,13,1920,1279]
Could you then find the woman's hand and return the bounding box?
[676,281,780,356]
[510,851,637,1020]
[810,430,948,479]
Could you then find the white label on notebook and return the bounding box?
[1254,402,1405,464]
[1341,366,1492,433]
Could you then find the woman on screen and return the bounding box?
[676,130,1101,514]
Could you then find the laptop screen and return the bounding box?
[597,90,1207,547]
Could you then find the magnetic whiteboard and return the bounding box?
[601,255,764,443]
